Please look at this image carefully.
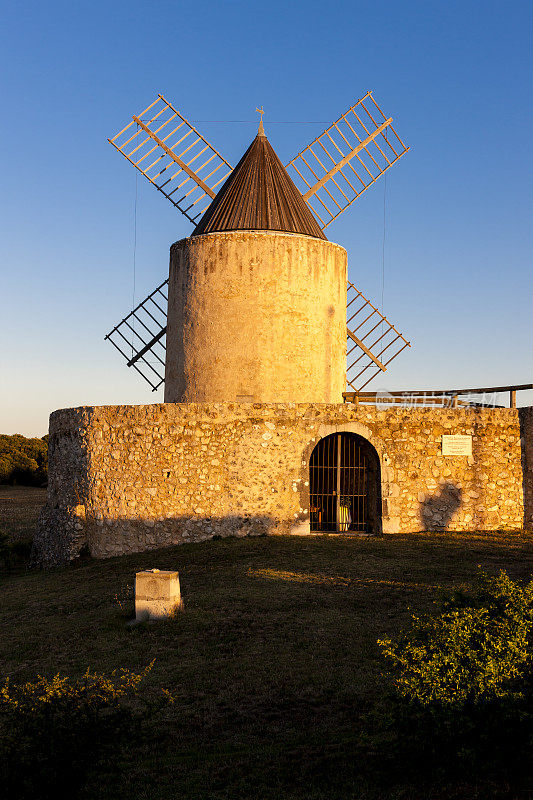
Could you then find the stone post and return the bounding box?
[135,569,182,620]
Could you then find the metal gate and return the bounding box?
[309,433,372,533]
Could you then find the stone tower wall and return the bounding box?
[33,402,529,567]
[164,231,347,403]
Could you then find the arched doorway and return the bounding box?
[309,433,381,533]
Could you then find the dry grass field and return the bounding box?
[0,484,47,543]
[1,487,533,798]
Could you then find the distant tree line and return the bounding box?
[0,434,48,486]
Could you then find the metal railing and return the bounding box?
[343,383,533,408]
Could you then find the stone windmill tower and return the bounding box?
[34,91,532,568]
[106,93,411,402]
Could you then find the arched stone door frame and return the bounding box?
[291,422,393,536]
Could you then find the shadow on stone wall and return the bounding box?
[420,482,462,531]
[32,512,287,568]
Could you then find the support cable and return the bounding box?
[380,172,387,357]
[131,139,138,357]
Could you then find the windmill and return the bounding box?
[105,92,410,397]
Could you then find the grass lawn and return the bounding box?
[1,487,533,798]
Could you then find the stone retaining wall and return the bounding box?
[33,402,529,566]
[520,406,533,529]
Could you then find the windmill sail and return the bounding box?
[105,279,169,391]
[108,94,233,224]
[346,281,410,392]
[286,92,409,229]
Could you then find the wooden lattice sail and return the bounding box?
[286,92,409,229]
[345,281,411,392]
[105,279,168,391]
[108,94,233,224]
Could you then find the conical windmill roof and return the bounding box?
[192,128,326,240]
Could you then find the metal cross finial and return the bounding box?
[256,106,265,136]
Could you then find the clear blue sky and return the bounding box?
[1,0,532,436]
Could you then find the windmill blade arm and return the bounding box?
[132,116,216,198]
[286,92,409,230]
[127,325,167,367]
[109,95,233,225]
[346,327,386,371]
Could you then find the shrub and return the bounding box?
[375,571,533,787]
[0,662,171,800]
[379,570,533,707]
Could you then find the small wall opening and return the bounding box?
[309,432,381,534]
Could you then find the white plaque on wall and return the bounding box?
[442,434,472,456]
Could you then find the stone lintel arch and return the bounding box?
[290,421,393,536]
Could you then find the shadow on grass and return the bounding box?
[362,691,533,799]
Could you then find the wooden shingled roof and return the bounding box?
[192,128,326,240]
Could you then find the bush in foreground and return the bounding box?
[376,570,533,787]
[0,662,172,800]
[379,569,533,707]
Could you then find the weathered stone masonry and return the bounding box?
[33,402,531,566]
[520,406,533,530]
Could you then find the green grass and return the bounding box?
[1,488,533,798]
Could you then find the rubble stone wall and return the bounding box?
[520,406,533,530]
[33,402,528,566]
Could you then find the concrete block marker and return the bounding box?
[135,569,182,621]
